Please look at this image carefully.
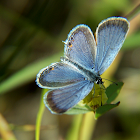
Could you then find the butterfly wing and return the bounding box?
[95,17,129,75]
[44,80,94,114]
[36,62,85,89]
[64,24,96,70]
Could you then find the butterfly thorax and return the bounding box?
[84,69,102,84]
[61,57,102,84]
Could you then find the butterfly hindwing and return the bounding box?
[44,80,94,114]
[95,17,129,75]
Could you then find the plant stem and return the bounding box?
[35,89,47,140]
[78,112,97,140]
[125,4,140,21]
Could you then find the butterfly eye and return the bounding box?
[96,77,102,84]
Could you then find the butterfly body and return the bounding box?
[36,17,129,114]
[60,57,101,83]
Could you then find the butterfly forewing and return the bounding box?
[95,17,129,75]
[36,62,85,89]
[64,24,96,70]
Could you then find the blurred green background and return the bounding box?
[0,0,140,140]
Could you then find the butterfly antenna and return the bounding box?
[102,78,118,86]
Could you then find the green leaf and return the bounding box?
[64,104,92,115]
[106,82,124,104]
[65,82,123,115]
[95,101,120,119]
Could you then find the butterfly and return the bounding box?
[36,17,129,114]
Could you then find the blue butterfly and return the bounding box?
[36,17,129,114]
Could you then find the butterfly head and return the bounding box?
[95,76,103,84]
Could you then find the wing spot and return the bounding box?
[48,67,55,73]
[68,42,73,47]
[71,36,74,40]
[84,77,88,80]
